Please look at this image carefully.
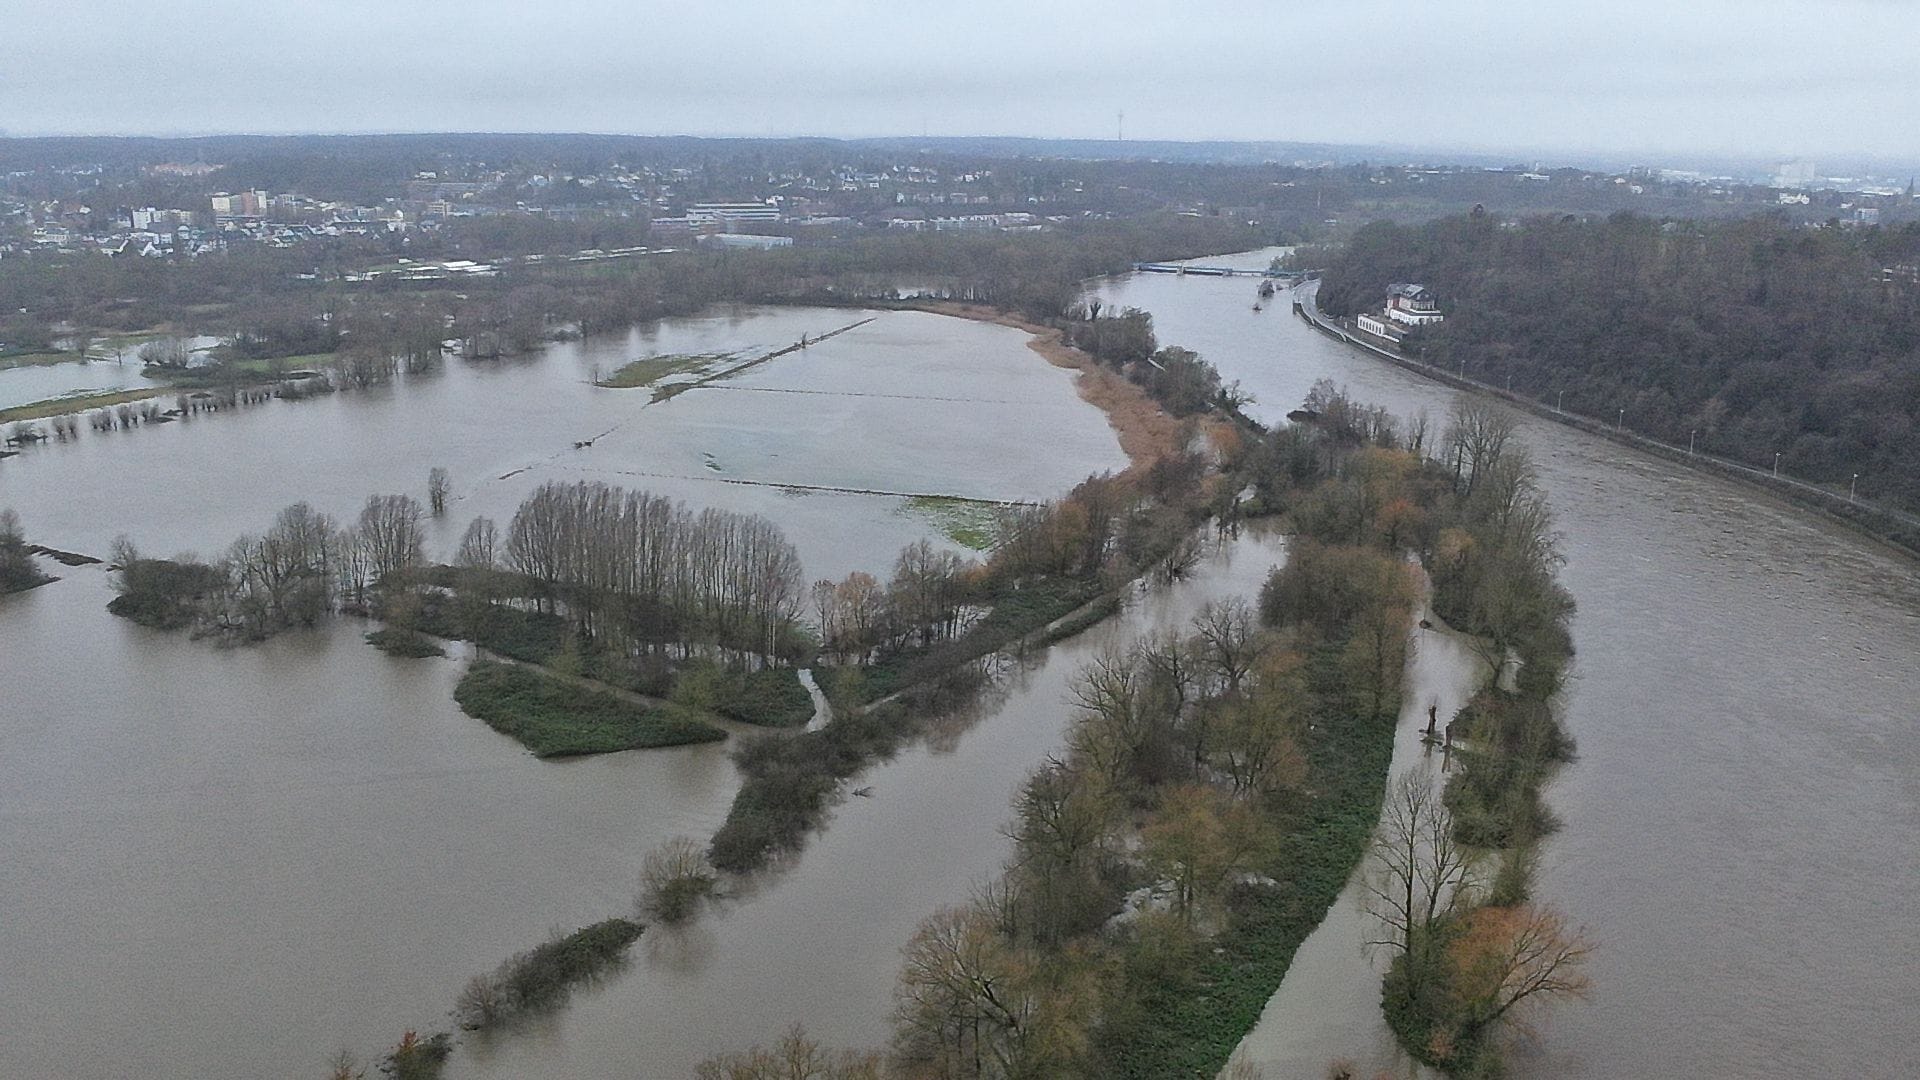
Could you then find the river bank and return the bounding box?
[1224,602,1487,1080]
[1099,252,1920,1078]
[887,299,1190,473]
[1294,285,1920,564]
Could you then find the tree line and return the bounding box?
[108,493,429,639]
[1317,211,1920,510]
[1063,300,1247,419]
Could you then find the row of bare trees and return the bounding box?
[109,493,426,641]
[810,539,975,665]
[468,480,806,664]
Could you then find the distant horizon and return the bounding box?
[6,1,1913,178]
[3,127,1914,183]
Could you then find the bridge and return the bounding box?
[1131,262,1317,280]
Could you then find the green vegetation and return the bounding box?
[364,627,445,658]
[106,555,229,628]
[0,509,55,595]
[638,837,720,924]
[454,919,644,1031]
[857,386,1589,1079]
[1098,649,1400,1077]
[595,352,728,388]
[378,1031,450,1080]
[900,495,1006,551]
[0,387,165,424]
[673,661,816,728]
[452,660,724,757]
[708,692,943,873]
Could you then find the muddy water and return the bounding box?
[0,569,742,1080]
[1225,605,1487,1080]
[0,305,1128,1079]
[1097,256,1920,1078]
[451,527,1289,1080]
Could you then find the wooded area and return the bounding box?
[1317,212,1920,509]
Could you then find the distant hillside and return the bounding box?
[1317,212,1920,509]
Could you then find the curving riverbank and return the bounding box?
[1293,284,1920,563]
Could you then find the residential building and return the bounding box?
[1385,283,1445,327]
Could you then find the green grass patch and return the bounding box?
[899,495,1007,551]
[453,660,724,756]
[0,387,166,424]
[596,352,729,388]
[366,627,446,658]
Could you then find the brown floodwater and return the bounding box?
[0,305,1128,1079]
[6,262,1917,1079]
[1097,252,1920,1078]
[451,528,1288,1079]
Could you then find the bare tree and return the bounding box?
[137,336,191,369]
[1363,765,1482,997]
[357,494,425,591]
[695,1025,882,1080]
[1444,398,1519,498]
[1192,598,1266,698]
[426,467,451,515]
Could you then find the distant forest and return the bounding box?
[1316,213,1920,509]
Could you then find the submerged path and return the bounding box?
[546,462,1044,506]
[652,318,876,402]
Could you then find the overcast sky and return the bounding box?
[2,0,1913,166]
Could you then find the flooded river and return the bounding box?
[5,257,1917,1079]
[1096,251,1920,1078]
[0,305,1125,1079]
[453,528,1287,1079]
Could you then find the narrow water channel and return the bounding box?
[450,528,1288,1078]
[1225,602,1487,1080]
[1096,253,1920,1078]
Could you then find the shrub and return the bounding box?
[638,837,718,923]
[380,1031,450,1080]
[455,919,644,1030]
[365,628,445,658]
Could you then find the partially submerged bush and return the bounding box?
[365,627,445,658]
[639,837,718,924]
[455,919,644,1030]
[379,1031,450,1080]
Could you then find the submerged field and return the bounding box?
[0,302,1130,1079]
